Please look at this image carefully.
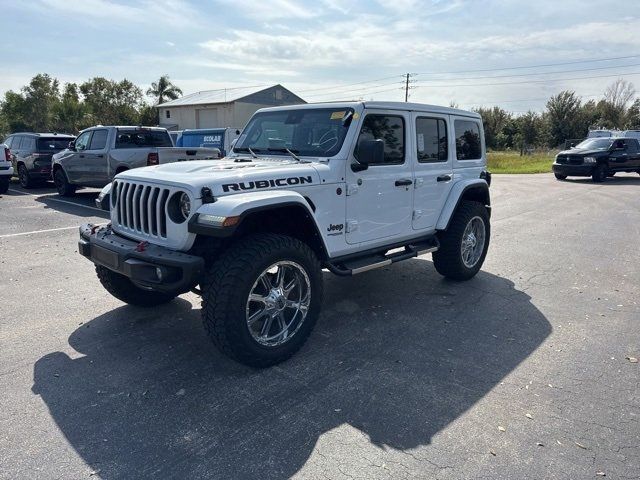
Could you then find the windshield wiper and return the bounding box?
[267,147,305,162]
[233,146,259,158]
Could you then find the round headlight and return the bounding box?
[179,192,191,220]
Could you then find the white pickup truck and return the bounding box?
[79,102,491,367]
[52,126,220,196]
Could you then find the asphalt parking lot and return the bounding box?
[1,174,639,480]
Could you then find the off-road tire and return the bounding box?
[554,173,567,180]
[433,201,490,281]
[18,164,34,189]
[54,168,76,196]
[96,265,177,307]
[201,233,323,368]
[592,164,607,183]
[0,177,9,194]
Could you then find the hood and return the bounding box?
[558,148,608,156]
[116,157,322,198]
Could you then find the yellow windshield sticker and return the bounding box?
[353,112,360,119]
[330,111,346,120]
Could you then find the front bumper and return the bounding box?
[78,224,204,293]
[552,163,593,177]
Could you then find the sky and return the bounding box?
[2,0,640,113]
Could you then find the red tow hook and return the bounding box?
[135,241,149,252]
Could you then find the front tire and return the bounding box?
[592,164,607,183]
[96,265,177,307]
[433,201,490,281]
[0,177,9,194]
[53,168,76,196]
[554,173,567,180]
[201,233,323,368]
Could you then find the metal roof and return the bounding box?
[158,85,276,107]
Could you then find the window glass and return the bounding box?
[165,110,171,119]
[37,137,73,151]
[356,114,405,165]
[23,137,36,151]
[115,129,172,148]
[13,136,25,150]
[623,139,638,152]
[3,136,13,148]
[88,130,108,150]
[75,131,92,151]
[234,108,353,157]
[416,117,448,162]
[455,120,482,160]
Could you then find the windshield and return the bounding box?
[234,108,354,157]
[574,138,611,150]
[37,138,73,151]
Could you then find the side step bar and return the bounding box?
[325,237,440,276]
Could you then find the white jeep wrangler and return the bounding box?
[79,102,491,367]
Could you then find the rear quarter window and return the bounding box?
[455,120,482,160]
[37,138,74,151]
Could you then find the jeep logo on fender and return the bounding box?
[222,176,313,192]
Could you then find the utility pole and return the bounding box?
[405,73,410,102]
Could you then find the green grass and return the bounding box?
[487,151,555,174]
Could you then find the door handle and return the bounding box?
[437,174,452,182]
[79,155,85,158]
[96,154,104,158]
[395,179,413,186]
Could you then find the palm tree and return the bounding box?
[146,75,183,105]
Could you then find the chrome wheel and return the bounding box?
[245,260,311,347]
[461,216,486,268]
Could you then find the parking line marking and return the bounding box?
[0,226,79,238]
[8,189,106,214]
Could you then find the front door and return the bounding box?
[65,130,92,183]
[346,111,413,244]
[411,114,453,231]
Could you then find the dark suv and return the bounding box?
[3,133,75,188]
[553,137,640,182]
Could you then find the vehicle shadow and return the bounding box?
[35,191,109,219]
[563,173,640,186]
[33,258,551,479]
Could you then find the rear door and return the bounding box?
[411,114,453,231]
[626,139,640,167]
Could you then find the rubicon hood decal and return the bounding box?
[222,176,313,192]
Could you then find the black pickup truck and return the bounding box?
[553,137,640,182]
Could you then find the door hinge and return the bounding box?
[413,209,423,220]
[414,178,424,188]
[346,184,359,196]
[346,220,358,233]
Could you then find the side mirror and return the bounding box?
[353,139,384,171]
[68,140,76,151]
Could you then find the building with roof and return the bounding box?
[156,84,306,131]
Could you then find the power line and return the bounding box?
[414,54,640,75]
[412,71,640,89]
[297,75,403,94]
[463,93,602,106]
[414,62,640,83]
[303,80,403,98]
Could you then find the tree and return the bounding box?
[474,106,511,150]
[599,79,636,128]
[626,99,640,129]
[53,83,90,133]
[80,77,144,125]
[21,74,60,132]
[0,91,29,134]
[146,75,182,105]
[545,90,583,147]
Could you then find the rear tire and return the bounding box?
[592,164,607,183]
[433,201,490,281]
[554,173,567,180]
[96,265,177,307]
[18,165,34,189]
[0,177,8,194]
[53,168,76,196]
[201,233,323,368]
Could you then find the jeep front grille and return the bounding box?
[111,180,170,238]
